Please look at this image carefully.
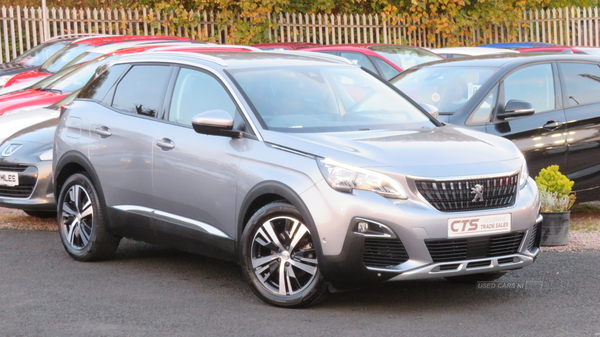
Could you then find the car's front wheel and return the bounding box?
[240,202,328,308]
[57,173,120,262]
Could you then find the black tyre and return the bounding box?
[57,173,120,262]
[445,271,507,283]
[24,210,56,218]
[240,202,328,308]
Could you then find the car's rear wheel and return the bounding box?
[57,173,120,262]
[445,271,506,283]
[240,202,328,308]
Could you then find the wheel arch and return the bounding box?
[237,181,323,258]
[54,151,105,207]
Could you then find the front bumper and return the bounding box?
[0,160,55,211]
[302,177,541,284]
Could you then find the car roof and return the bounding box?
[430,47,518,55]
[479,42,556,49]
[84,40,201,54]
[405,52,600,69]
[73,35,192,46]
[251,42,321,50]
[113,50,354,69]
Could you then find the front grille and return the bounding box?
[0,165,27,172]
[0,165,35,198]
[363,238,409,268]
[425,231,525,263]
[414,174,518,212]
[527,222,541,251]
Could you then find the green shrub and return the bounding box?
[535,165,576,212]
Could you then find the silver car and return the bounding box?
[53,51,541,307]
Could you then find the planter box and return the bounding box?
[540,211,570,246]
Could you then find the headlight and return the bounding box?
[0,75,14,86]
[519,161,529,189]
[317,158,408,199]
[39,148,53,161]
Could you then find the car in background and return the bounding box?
[303,44,443,80]
[392,53,600,201]
[3,35,193,88]
[431,46,518,59]
[52,50,539,307]
[0,93,73,217]
[0,44,261,218]
[0,35,94,87]
[250,42,321,50]
[516,46,600,55]
[478,42,556,49]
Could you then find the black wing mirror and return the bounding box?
[192,110,241,138]
[497,100,535,120]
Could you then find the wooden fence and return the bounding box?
[0,5,599,63]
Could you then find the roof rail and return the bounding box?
[45,33,113,43]
[146,44,262,52]
[264,50,353,65]
[120,51,230,67]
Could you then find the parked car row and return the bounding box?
[0,36,597,307]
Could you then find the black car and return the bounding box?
[392,53,600,201]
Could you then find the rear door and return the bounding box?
[85,63,174,238]
[557,61,600,193]
[485,63,568,177]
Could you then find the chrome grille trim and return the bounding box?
[414,174,519,212]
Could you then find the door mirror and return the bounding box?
[191,110,241,138]
[498,100,535,120]
[419,102,439,118]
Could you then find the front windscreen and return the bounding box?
[12,41,70,67]
[38,55,118,94]
[61,52,104,69]
[368,45,443,70]
[392,66,497,114]
[39,44,95,73]
[229,65,434,133]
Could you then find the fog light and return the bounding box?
[357,221,369,233]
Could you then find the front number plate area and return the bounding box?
[448,214,511,238]
[0,171,18,187]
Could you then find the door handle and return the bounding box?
[156,138,175,150]
[543,121,563,130]
[94,126,112,137]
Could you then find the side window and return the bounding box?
[339,52,378,73]
[78,64,129,101]
[370,57,401,80]
[168,68,238,126]
[559,62,600,106]
[467,87,497,125]
[503,64,555,114]
[111,65,173,117]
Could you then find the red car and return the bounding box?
[0,44,258,117]
[516,46,600,55]
[250,42,321,50]
[3,35,193,88]
[302,44,443,80]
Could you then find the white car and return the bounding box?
[431,47,518,59]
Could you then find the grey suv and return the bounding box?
[53,51,541,307]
